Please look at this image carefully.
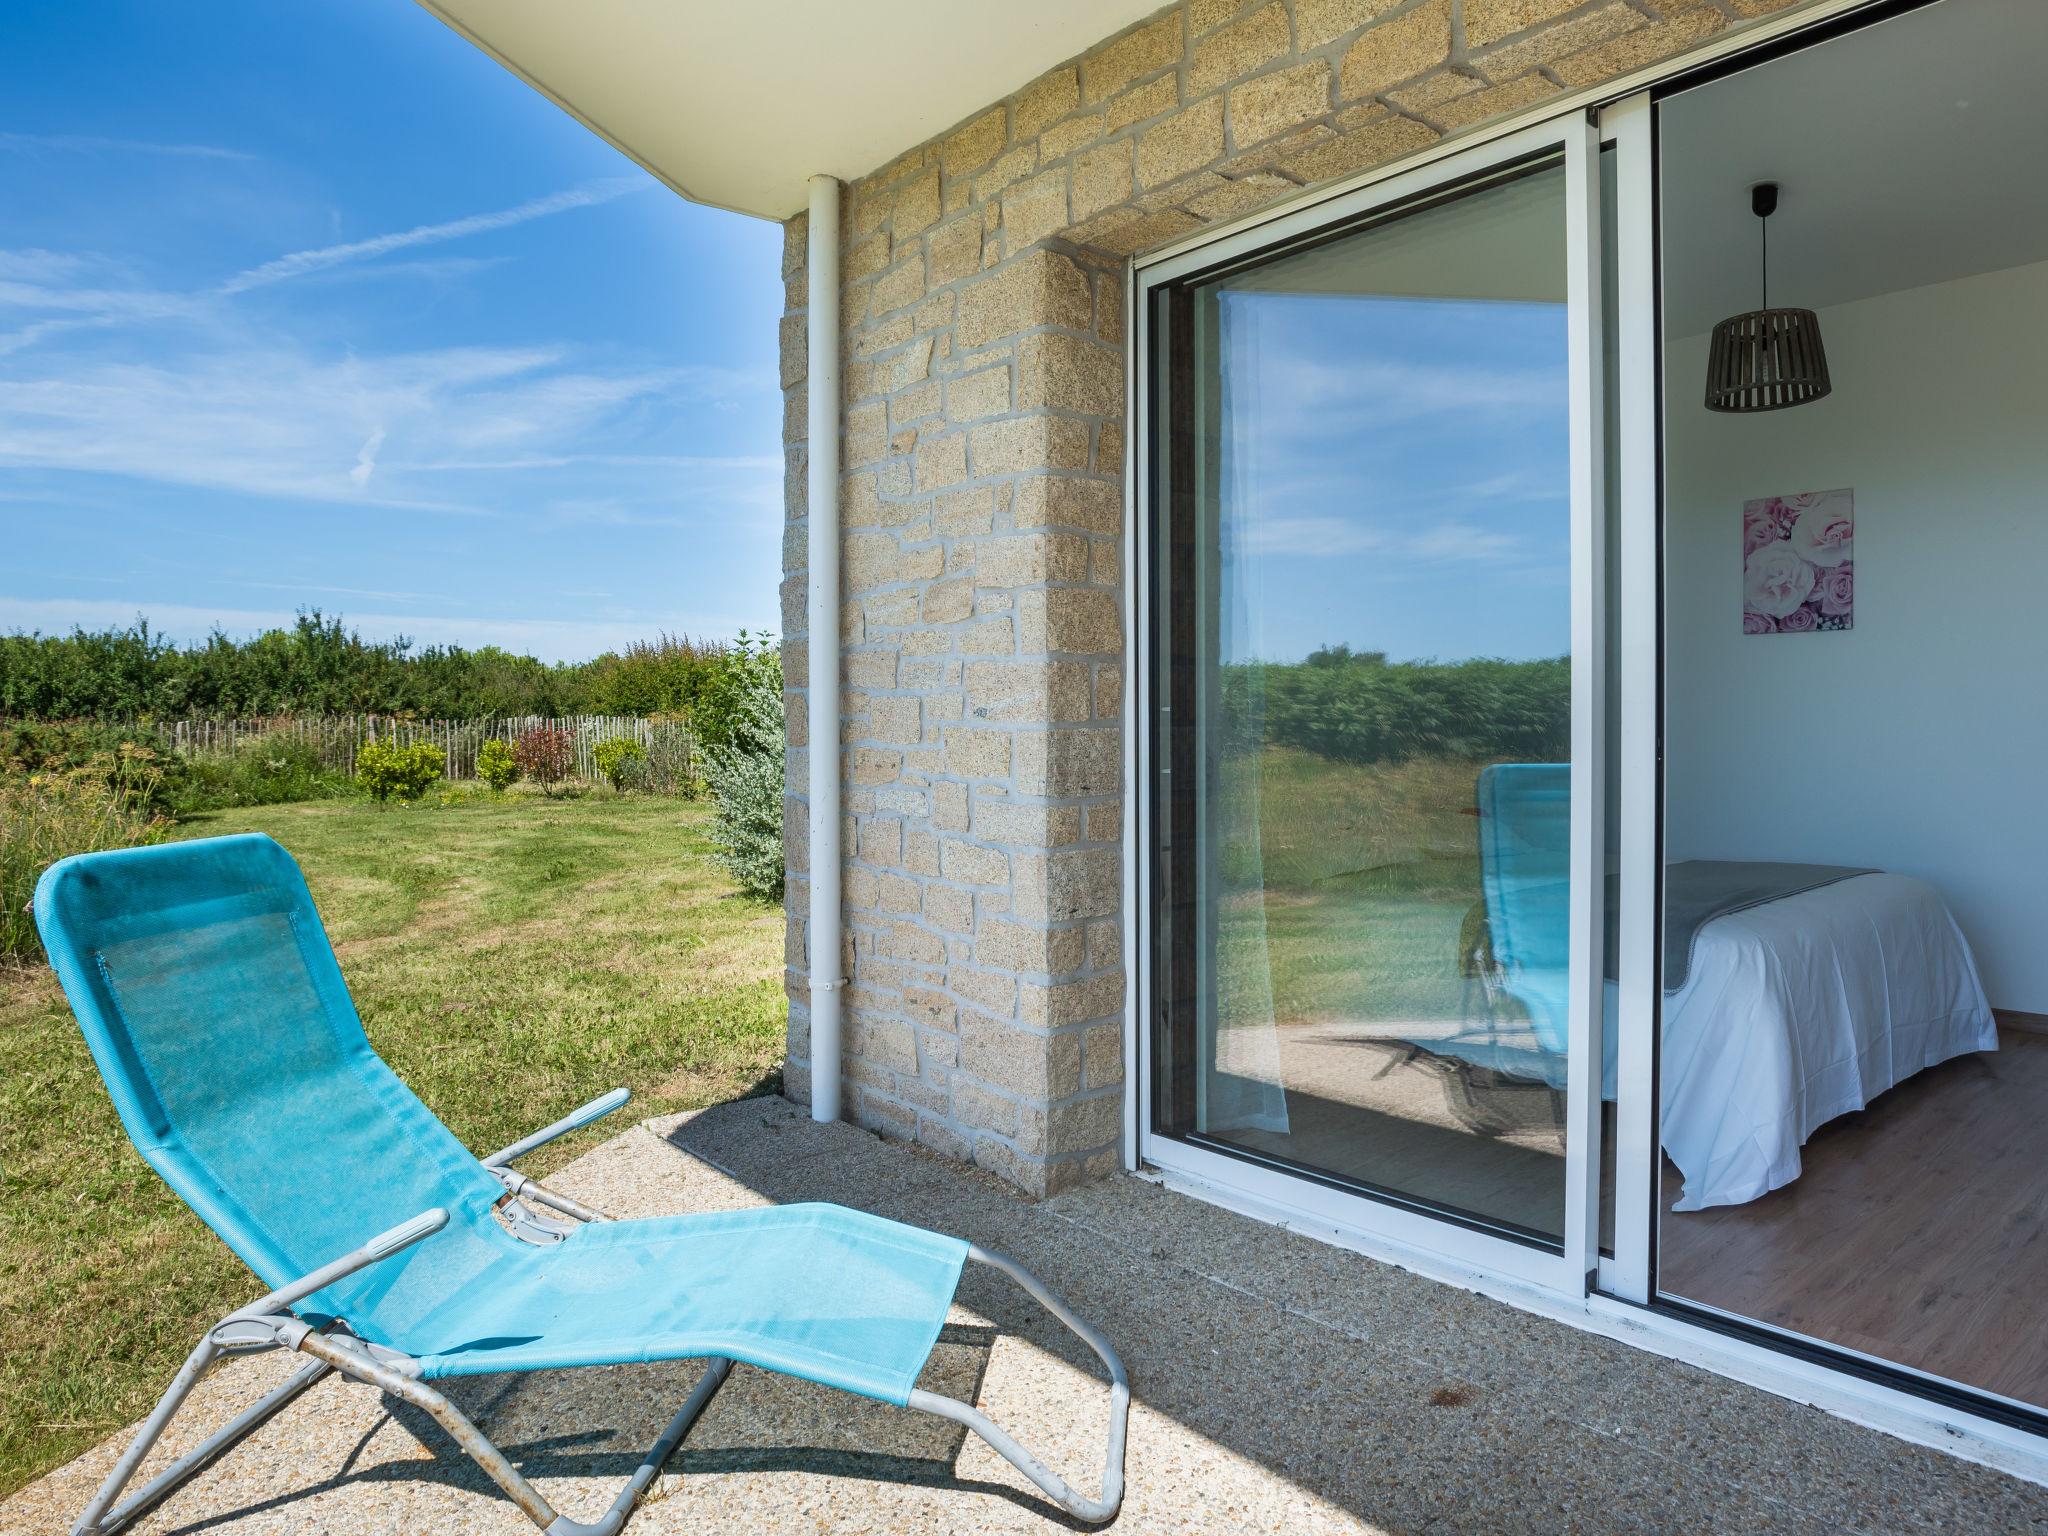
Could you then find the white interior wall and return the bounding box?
[1664,258,2048,1012]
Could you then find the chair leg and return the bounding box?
[296,1332,733,1536]
[72,1341,332,1536]
[294,1331,563,1530]
[907,1245,1130,1524]
[541,1357,732,1536]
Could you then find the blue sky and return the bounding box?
[0,0,785,663]
[1218,289,1571,664]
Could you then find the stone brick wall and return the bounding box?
[780,0,1808,1195]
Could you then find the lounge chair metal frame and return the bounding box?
[70,1090,1130,1536]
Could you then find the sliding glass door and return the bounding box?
[1137,117,1617,1290]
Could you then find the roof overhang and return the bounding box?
[415,0,1166,221]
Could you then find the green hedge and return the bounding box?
[1223,646,1569,765]
[0,613,770,739]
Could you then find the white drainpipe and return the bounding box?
[804,173,843,1122]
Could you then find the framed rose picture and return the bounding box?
[1742,488,1853,634]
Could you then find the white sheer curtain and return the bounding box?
[1195,293,1289,1137]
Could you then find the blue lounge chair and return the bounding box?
[35,834,1128,1536]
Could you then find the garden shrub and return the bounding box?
[578,633,728,721]
[702,648,784,901]
[643,726,700,799]
[612,751,653,793]
[177,730,347,812]
[2,720,357,817]
[1,749,167,963]
[689,630,778,752]
[512,726,576,796]
[477,737,520,794]
[356,739,445,803]
[593,736,647,792]
[2,720,193,819]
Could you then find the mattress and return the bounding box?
[1657,871,1996,1210]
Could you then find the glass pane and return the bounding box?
[1654,0,2048,1413]
[1152,156,1577,1244]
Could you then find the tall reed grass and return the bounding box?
[0,748,166,963]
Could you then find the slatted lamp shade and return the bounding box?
[1704,182,1832,414]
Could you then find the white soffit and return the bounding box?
[416,0,1167,221]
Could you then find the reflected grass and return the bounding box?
[1226,748,1491,1027]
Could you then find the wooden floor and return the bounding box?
[1218,1021,2048,1407]
[1661,1026,2048,1407]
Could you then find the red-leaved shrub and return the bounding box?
[512,726,575,796]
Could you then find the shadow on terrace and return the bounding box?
[7,1097,2046,1536]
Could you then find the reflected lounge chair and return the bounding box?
[1474,761,1573,1059]
[35,834,1128,1536]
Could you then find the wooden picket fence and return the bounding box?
[156,714,697,792]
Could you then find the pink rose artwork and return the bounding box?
[1816,561,1854,617]
[1742,488,1852,634]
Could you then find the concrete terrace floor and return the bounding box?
[10,1099,2048,1536]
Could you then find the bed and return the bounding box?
[1467,764,1999,1212]
[1656,869,1996,1210]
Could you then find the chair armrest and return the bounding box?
[481,1087,630,1168]
[225,1207,449,1323]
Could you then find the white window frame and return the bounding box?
[1601,90,1659,1306]
[1125,113,1615,1303]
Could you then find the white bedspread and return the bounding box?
[1659,872,1997,1211]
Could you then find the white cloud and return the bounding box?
[0,132,255,161]
[349,426,385,488]
[1253,353,1562,433]
[0,250,207,355]
[0,175,782,604]
[0,343,772,514]
[219,178,646,294]
[1234,511,1530,568]
[1237,514,1387,558]
[1403,520,1528,566]
[0,250,95,284]
[412,451,780,473]
[215,577,452,604]
[0,176,648,355]
[1449,470,1561,506]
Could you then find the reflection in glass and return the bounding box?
[1151,157,1577,1243]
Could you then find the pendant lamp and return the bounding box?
[1704,182,1831,413]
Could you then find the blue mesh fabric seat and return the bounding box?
[1475,763,1573,1058]
[36,835,1127,1536]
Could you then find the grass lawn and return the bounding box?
[0,792,785,1498]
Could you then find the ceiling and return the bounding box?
[1223,160,1567,304]
[415,0,1165,221]
[1661,0,2048,335]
